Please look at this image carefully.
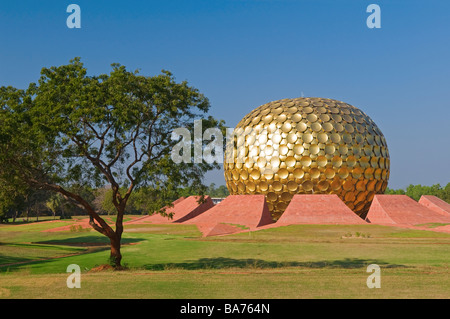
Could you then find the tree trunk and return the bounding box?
[37,183,126,269]
[109,234,122,268]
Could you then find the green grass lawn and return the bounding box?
[0,220,449,299]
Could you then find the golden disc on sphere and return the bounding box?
[224,97,390,220]
[322,122,334,132]
[317,155,327,167]
[302,180,314,192]
[330,133,341,143]
[293,144,304,155]
[287,133,298,143]
[293,167,305,179]
[259,181,269,192]
[278,168,289,179]
[287,181,298,192]
[318,180,330,191]
[281,122,292,133]
[309,144,320,155]
[296,122,308,132]
[317,133,329,143]
[324,144,336,155]
[302,133,314,144]
[325,167,336,179]
[310,168,321,179]
[311,122,322,132]
[291,113,303,122]
[279,145,289,156]
[300,156,312,167]
[307,113,318,123]
[303,106,314,114]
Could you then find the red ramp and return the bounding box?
[365,195,450,225]
[183,195,274,236]
[418,195,450,216]
[276,194,366,225]
[129,196,214,224]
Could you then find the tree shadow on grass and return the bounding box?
[34,236,144,247]
[0,253,40,267]
[0,237,144,272]
[144,257,407,271]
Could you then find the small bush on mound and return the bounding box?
[89,263,129,272]
[342,232,371,239]
[69,225,90,232]
[89,264,115,272]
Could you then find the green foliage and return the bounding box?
[384,187,406,195]
[0,57,226,267]
[179,183,229,198]
[207,183,230,198]
[69,224,90,232]
[0,57,225,215]
[385,183,450,203]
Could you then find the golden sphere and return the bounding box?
[224,97,390,220]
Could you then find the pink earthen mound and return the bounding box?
[171,196,187,206]
[365,195,450,225]
[183,195,274,236]
[203,223,246,237]
[276,194,366,225]
[418,195,450,216]
[433,224,450,233]
[124,197,187,225]
[129,196,214,224]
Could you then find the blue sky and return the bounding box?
[0,0,449,189]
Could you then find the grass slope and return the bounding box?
[0,220,449,298]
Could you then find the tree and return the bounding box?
[385,187,405,195]
[443,183,450,203]
[207,183,229,197]
[0,176,33,223]
[0,180,16,222]
[385,183,450,204]
[0,58,225,268]
[46,194,63,220]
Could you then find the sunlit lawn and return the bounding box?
[1,220,449,298]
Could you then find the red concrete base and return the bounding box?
[128,196,214,224]
[183,195,274,236]
[365,195,450,225]
[276,194,366,225]
[197,223,246,237]
[433,224,450,233]
[418,195,450,216]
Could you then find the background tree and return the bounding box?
[207,183,229,198]
[385,183,450,203]
[46,194,64,220]
[0,58,225,268]
[0,180,16,222]
[384,187,406,195]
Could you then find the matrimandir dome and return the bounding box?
[224,97,390,220]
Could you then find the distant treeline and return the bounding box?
[385,183,450,203]
[0,183,229,223]
[3,182,448,223]
[180,183,229,198]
